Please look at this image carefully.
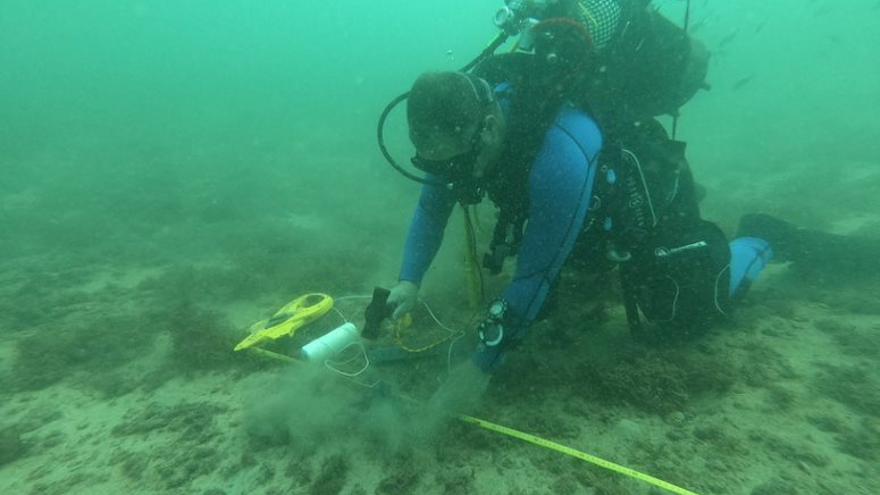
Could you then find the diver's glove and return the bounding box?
[472,299,519,373]
[387,280,419,320]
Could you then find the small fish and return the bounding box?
[718,30,739,48]
[689,18,708,34]
[732,75,754,91]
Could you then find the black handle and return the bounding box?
[362,287,392,340]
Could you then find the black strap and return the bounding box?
[620,266,643,336]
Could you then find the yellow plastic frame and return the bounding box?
[234,293,334,351]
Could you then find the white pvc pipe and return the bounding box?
[300,322,360,362]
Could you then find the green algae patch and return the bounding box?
[11,313,158,392]
[0,427,28,467]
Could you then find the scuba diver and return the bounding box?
[383,19,772,374]
[378,4,879,379]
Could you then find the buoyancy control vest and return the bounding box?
[587,120,733,339]
[476,54,731,337]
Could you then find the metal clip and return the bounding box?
[655,241,708,258]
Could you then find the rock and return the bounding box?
[665,411,686,426]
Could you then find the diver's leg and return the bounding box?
[737,213,880,277]
[735,214,798,262]
[728,237,773,300]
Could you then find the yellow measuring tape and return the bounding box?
[459,415,701,495]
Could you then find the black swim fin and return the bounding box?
[737,213,880,277]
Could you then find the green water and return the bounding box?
[1,1,879,494]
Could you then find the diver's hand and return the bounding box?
[387,281,418,320]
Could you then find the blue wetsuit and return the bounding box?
[399,86,772,371]
[400,93,603,332]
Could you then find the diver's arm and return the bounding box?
[505,123,600,324]
[398,179,457,285]
[474,115,601,372]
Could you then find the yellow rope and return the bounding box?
[462,205,485,309]
[578,2,600,35]
[393,316,454,353]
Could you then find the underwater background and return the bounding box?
[1,1,879,494]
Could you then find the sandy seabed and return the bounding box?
[1,162,879,495]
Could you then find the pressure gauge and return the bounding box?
[488,299,508,321]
